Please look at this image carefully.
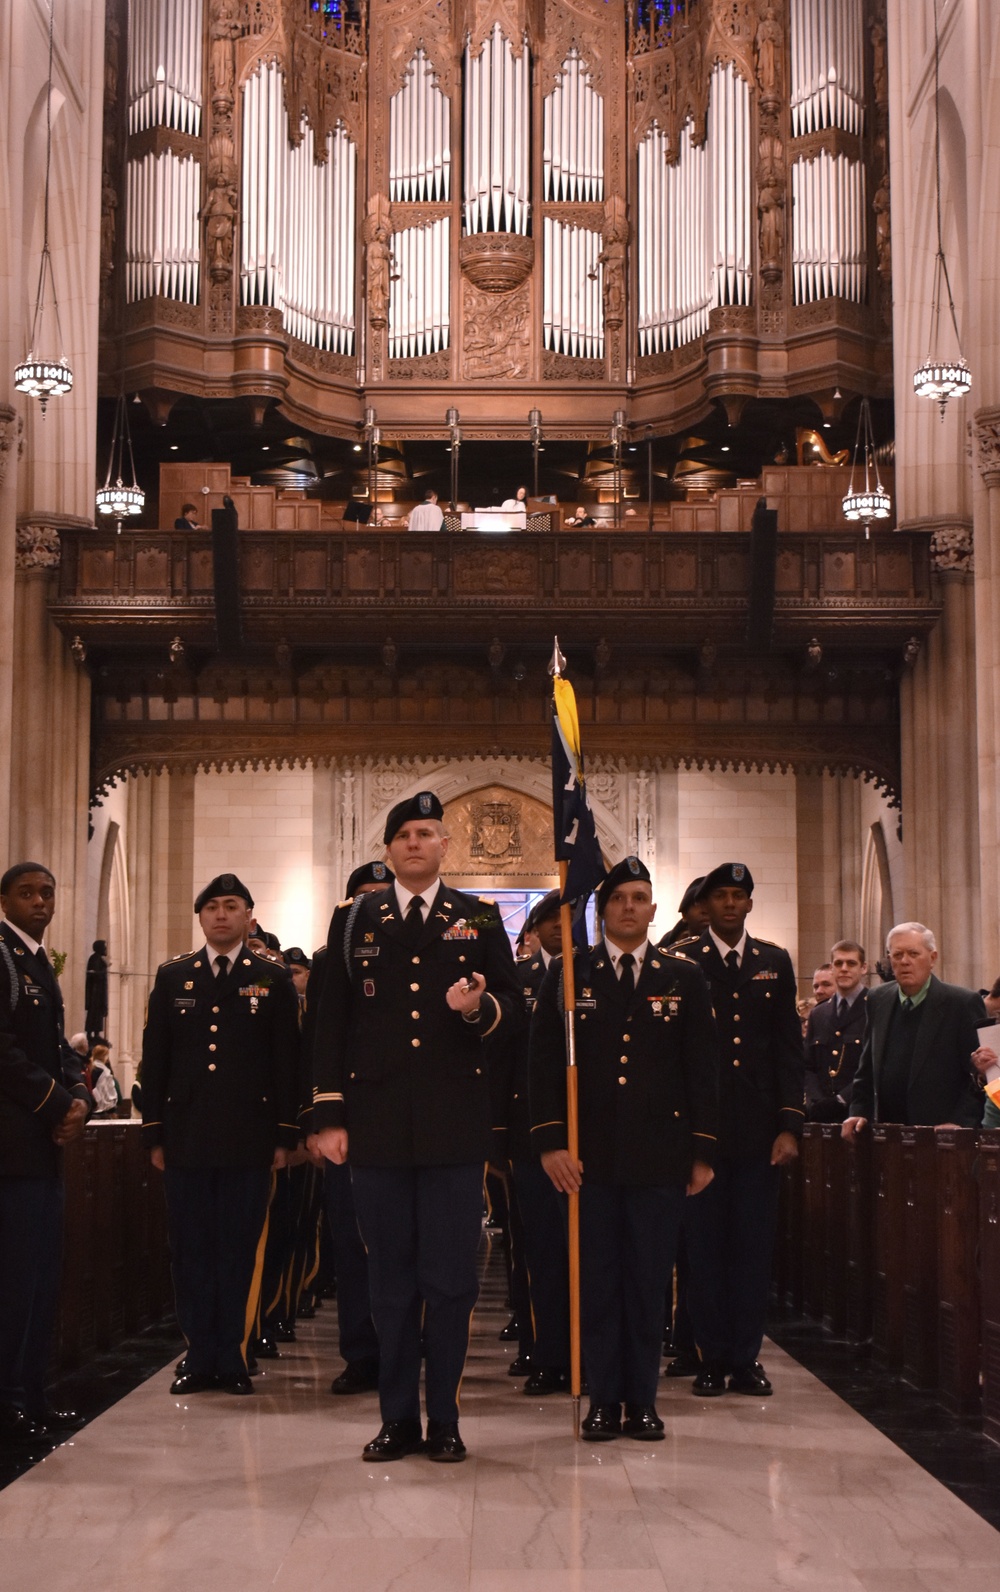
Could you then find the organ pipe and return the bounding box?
[390,49,451,203]
[637,64,750,355]
[790,0,864,137]
[125,152,201,303]
[791,151,866,304]
[543,218,603,359]
[462,24,530,235]
[543,49,604,203]
[240,62,357,354]
[128,0,203,136]
[389,217,451,361]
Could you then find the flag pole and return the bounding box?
[551,636,582,1440]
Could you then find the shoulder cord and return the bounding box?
[0,939,19,1014]
[342,896,366,981]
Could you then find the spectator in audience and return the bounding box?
[84,1042,120,1117]
[842,923,985,1137]
[407,489,444,532]
[812,964,836,1003]
[174,503,200,530]
[982,976,1000,1019]
[566,506,596,527]
[805,941,869,1122]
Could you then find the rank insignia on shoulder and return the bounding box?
[478,895,495,905]
[337,898,354,910]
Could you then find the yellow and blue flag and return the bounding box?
[551,668,605,918]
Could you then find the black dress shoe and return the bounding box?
[692,1363,728,1397]
[297,1301,316,1319]
[426,1420,467,1462]
[581,1403,622,1441]
[361,1420,424,1462]
[34,1406,86,1433]
[0,1404,45,1442]
[330,1359,380,1395]
[217,1373,254,1395]
[498,1315,519,1342]
[253,1336,281,1360]
[664,1350,700,1378]
[169,1373,217,1395]
[175,1354,188,1377]
[523,1367,570,1396]
[508,1354,532,1377]
[728,1361,773,1396]
[622,1405,665,1441]
[274,1320,297,1342]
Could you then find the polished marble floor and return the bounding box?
[2,1235,998,1592]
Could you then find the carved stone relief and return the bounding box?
[15,523,61,571]
[462,281,531,379]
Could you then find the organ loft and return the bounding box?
[5,0,998,1075]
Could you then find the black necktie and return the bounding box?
[836,996,847,1022]
[725,949,740,977]
[402,896,425,947]
[35,945,59,998]
[215,955,229,979]
[619,951,636,998]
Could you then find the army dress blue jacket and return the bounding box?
[529,941,719,1187]
[0,922,91,1178]
[311,883,521,1166]
[140,946,301,1170]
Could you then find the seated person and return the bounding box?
[407,489,444,532]
[500,486,528,513]
[566,505,596,526]
[174,502,200,529]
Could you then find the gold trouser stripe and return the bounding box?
[243,1171,275,1356]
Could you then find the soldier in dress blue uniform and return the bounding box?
[496,888,571,1393]
[312,792,521,1463]
[530,858,719,1441]
[0,863,90,1442]
[804,940,869,1122]
[304,861,394,1396]
[141,873,301,1396]
[675,863,804,1397]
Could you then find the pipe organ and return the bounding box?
[127,0,203,136]
[462,23,530,235]
[390,49,451,203]
[638,63,751,355]
[790,0,865,136]
[543,51,604,203]
[125,153,201,304]
[792,151,867,305]
[104,0,892,441]
[240,61,356,354]
[389,218,451,359]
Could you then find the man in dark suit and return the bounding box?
[531,857,719,1441]
[141,873,301,1396]
[0,862,90,1441]
[312,792,521,1463]
[678,862,804,1397]
[842,922,984,1135]
[174,502,200,529]
[805,940,869,1121]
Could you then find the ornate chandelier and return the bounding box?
[13,0,73,414]
[96,394,145,526]
[842,398,890,538]
[912,0,971,418]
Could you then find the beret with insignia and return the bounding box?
[194,873,254,912]
[529,888,562,930]
[283,946,312,970]
[695,862,754,900]
[596,856,651,916]
[383,791,444,844]
[345,860,396,898]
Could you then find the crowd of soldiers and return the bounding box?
[2,787,992,1453]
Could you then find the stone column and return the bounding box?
[899,530,979,987]
[974,412,1000,972]
[0,406,21,859]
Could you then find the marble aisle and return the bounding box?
[1,1237,998,1592]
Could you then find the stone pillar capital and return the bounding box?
[0,403,23,490]
[974,409,1000,486]
[14,521,62,570]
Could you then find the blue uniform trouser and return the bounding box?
[323,1160,379,1366]
[0,1176,63,1415]
[163,1166,271,1377]
[512,1156,570,1370]
[580,1181,687,1408]
[350,1163,483,1426]
[683,1155,781,1369]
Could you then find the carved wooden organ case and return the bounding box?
[101,0,891,441]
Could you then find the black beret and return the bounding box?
[345,860,396,898]
[678,876,706,914]
[596,856,652,915]
[530,888,562,928]
[194,873,254,913]
[696,862,754,900]
[383,791,444,844]
[283,946,311,970]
